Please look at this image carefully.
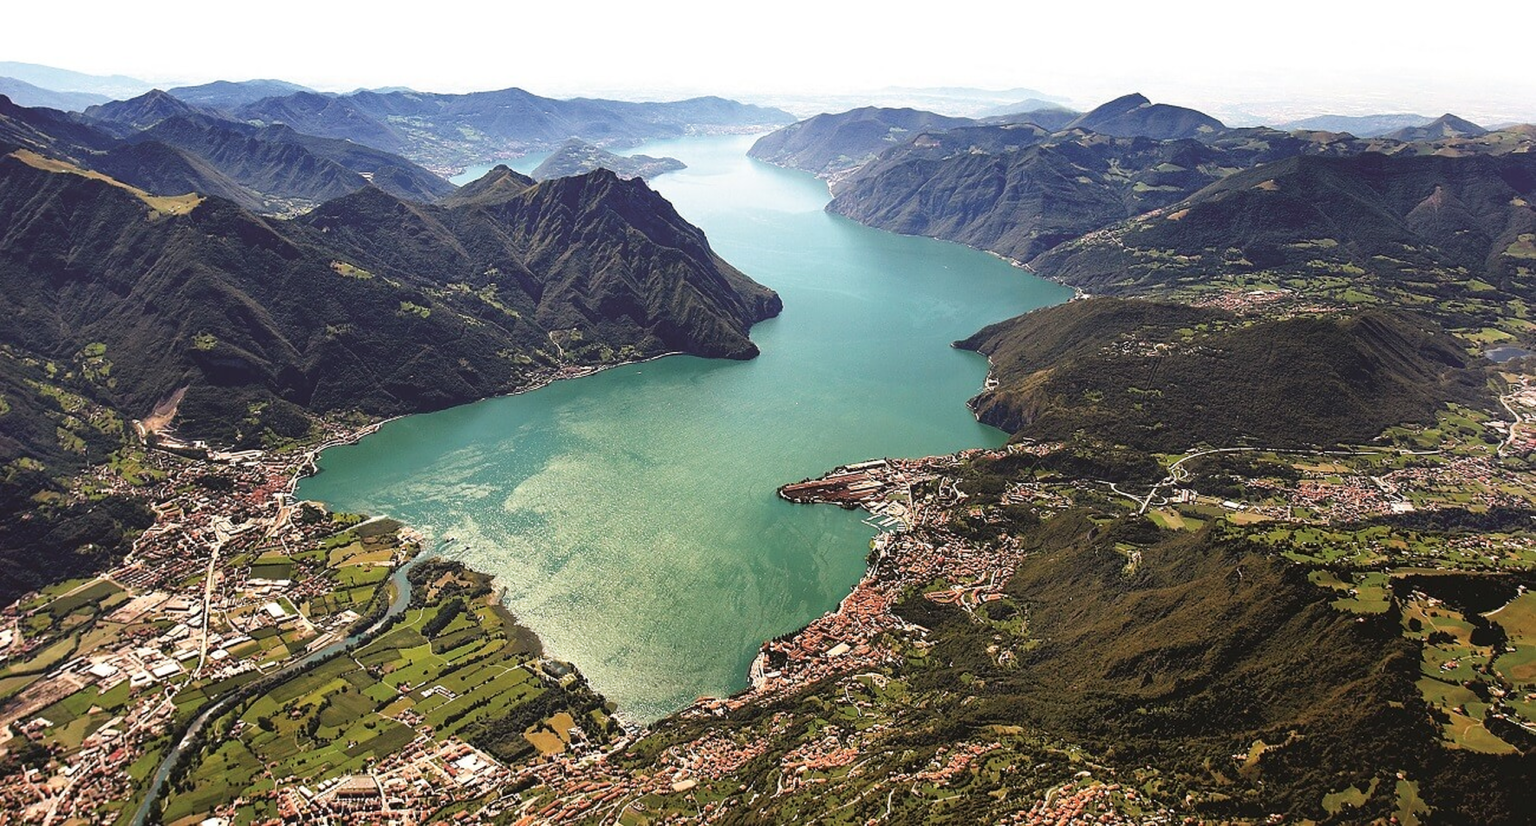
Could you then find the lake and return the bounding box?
[296,135,1071,720]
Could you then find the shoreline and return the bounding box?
[291,349,686,489]
[284,353,947,733]
[286,349,688,729]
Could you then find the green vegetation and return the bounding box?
[329,260,374,279]
[0,112,783,603]
[159,559,614,824]
[573,512,1491,824]
[960,299,1482,453]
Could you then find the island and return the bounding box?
[531,139,686,181]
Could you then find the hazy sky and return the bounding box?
[8,0,1536,120]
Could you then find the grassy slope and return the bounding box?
[958,298,1484,452]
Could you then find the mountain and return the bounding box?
[125,114,454,208]
[233,90,404,152]
[0,152,777,601]
[976,98,1072,118]
[237,88,794,171]
[986,513,1440,821]
[1384,112,1488,142]
[828,127,1331,263]
[1,96,286,212]
[957,299,1480,452]
[1278,112,1434,137]
[981,105,1079,131]
[0,61,152,99]
[437,164,534,208]
[875,85,1069,114]
[0,94,118,157]
[88,139,267,210]
[0,154,776,440]
[0,77,109,112]
[531,139,685,181]
[1065,92,1225,140]
[746,107,978,180]
[165,78,314,109]
[83,89,222,135]
[1030,151,1536,299]
[4,95,450,213]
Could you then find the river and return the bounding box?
[296,135,1071,721]
[132,544,430,825]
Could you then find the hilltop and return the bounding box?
[165,78,315,109]
[437,163,535,208]
[957,299,1482,452]
[1063,92,1225,140]
[1278,112,1435,137]
[1384,113,1488,142]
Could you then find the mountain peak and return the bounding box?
[166,79,315,110]
[1383,113,1487,142]
[1065,94,1222,140]
[1101,92,1151,112]
[84,89,216,133]
[439,164,536,208]
[1432,112,1484,130]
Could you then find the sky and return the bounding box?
[6,0,1536,121]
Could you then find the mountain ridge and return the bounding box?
[1064,92,1225,140]
[235,88,794,171]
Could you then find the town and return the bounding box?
[6,368,1536,823]
[0,416,613,824]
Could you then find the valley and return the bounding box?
[2,44,1536,825]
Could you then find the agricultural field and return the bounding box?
[157,560,617,824]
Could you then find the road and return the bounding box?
[1118,444,1445,517]
[127,553,427,826]
[1498,388,1527,457]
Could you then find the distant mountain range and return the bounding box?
[0,76,108,112]
[747,107,978,181]
[1032,150,1536,299]
[3,62,796,174]
[1277,112,1436,136]
[749,93,1226,189]
[165,79,316,109]
[747,94,1536,297]
[0,61,153,99]
[827,124,1361,262]
[223,88,793,172]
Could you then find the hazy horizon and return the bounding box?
[6,0,1536,123]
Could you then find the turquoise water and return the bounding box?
[298,136,1072,720]
[451,151,550,184]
